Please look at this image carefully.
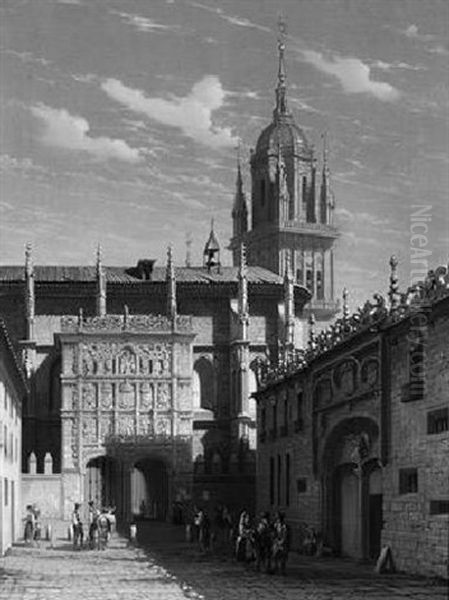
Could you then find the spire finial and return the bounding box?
[274,14,288,117]
[308,313,316,350]
[95,242,106,316]
[389,255,399,313]
[25,242,33,274]
[342,287,350,321]
[185,232,192,268]
[96,243,102,267]
[166,244,177,319]
[322,131,329,168]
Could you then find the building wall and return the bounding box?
[382,306,449,578]
[0,360,23,555]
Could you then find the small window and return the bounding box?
[399,468,418,494]
[296,268,303,285]
[297,478,307,493]
[260,180,266,206]
[4,478,8,506]
[285,454,290,507]
[429,500,449,515]
[427,408,448,434]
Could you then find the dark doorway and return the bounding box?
[368,493,383,559]
[85,456,119,510]
[132,458,169,521]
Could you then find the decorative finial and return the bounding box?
[185,232,192,268]
[389,255,399,313]
[239,243,247,272]
[96,243,102,265]
[308,313,316,350]
[25,242,33,273]
[342,288,350,321]
[322,131,329,168]
[166,245,177,319]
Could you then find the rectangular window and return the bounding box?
[429,500,449,515]
[399,468,418,494]
[4,425,7,457]
[297,478,307,494]
[269,457,274,506]
[427,408,449,434]
[295,392,304,432]
[285,453,290,507]
[402,335,425,402]
[4,478,8,506]
[277,454,282,506]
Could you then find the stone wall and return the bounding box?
[382,309,449,578]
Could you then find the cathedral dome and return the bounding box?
[255,117,312,158]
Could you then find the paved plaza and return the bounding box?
[0,523,447,600]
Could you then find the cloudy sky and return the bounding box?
[1,0,448,309]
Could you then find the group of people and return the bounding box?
[236,509,290,575]
[189,505,290,575]
[72,500,116,551]
[23,504,42,545]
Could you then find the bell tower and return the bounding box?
[229,23,339,324]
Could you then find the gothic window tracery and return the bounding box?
[193,357,214,411]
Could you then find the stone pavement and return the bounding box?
[0,522,447,600]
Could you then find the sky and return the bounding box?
[1,0,448,310]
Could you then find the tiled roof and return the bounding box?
[0,265,288,286]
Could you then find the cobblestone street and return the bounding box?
[0,523,447,600]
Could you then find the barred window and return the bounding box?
[399,468,418,494]
[427,408,448,434]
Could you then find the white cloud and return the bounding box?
[111,10,178,32]
[403,24,434,41]
[188,2,270,33]
[101,76,236,149]
[372,59,425,71]
[30,104,142,162]
[300,49,400,101]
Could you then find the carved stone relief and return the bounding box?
[100,383,113,410]
[155,416,170,436]
[118,381,135,409]
[361,359,379,388]
[81,416,97,444]
[82,383,96,410]
[117,415,135,436]
[156,382,171,409]
[139,411,154,435]
[99,415,114,439]
[140,382,154,410]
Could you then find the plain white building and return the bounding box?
[0,319,27,555]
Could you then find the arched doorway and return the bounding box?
[85,456,119,509]
[323,417,381,561]
[131,458,169,521]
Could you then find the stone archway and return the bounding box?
[131,457,169,522]
[84,455,120,511]
[322,417,381,560]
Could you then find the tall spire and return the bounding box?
[25,243,35,340]
[232,141,248,238]
[274,15,289,119]
[96,244,107,317]
[320,132,334,225]
[166,245,177,320]
[203,219,221,272]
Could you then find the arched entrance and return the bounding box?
[323,417,382,561]
[85,456,119,509]
[131,458,169,521]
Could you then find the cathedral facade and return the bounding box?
[0,37,338,525]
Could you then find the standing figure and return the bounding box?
[235,509,252,562]
[254,512,273,573]
[72,503,84,550]
[97,510,111,550]
[88,500,100,549]
[195,508,211,552]
[23,504,35,545]
[33,505,42,545]
[272,511,290,575]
